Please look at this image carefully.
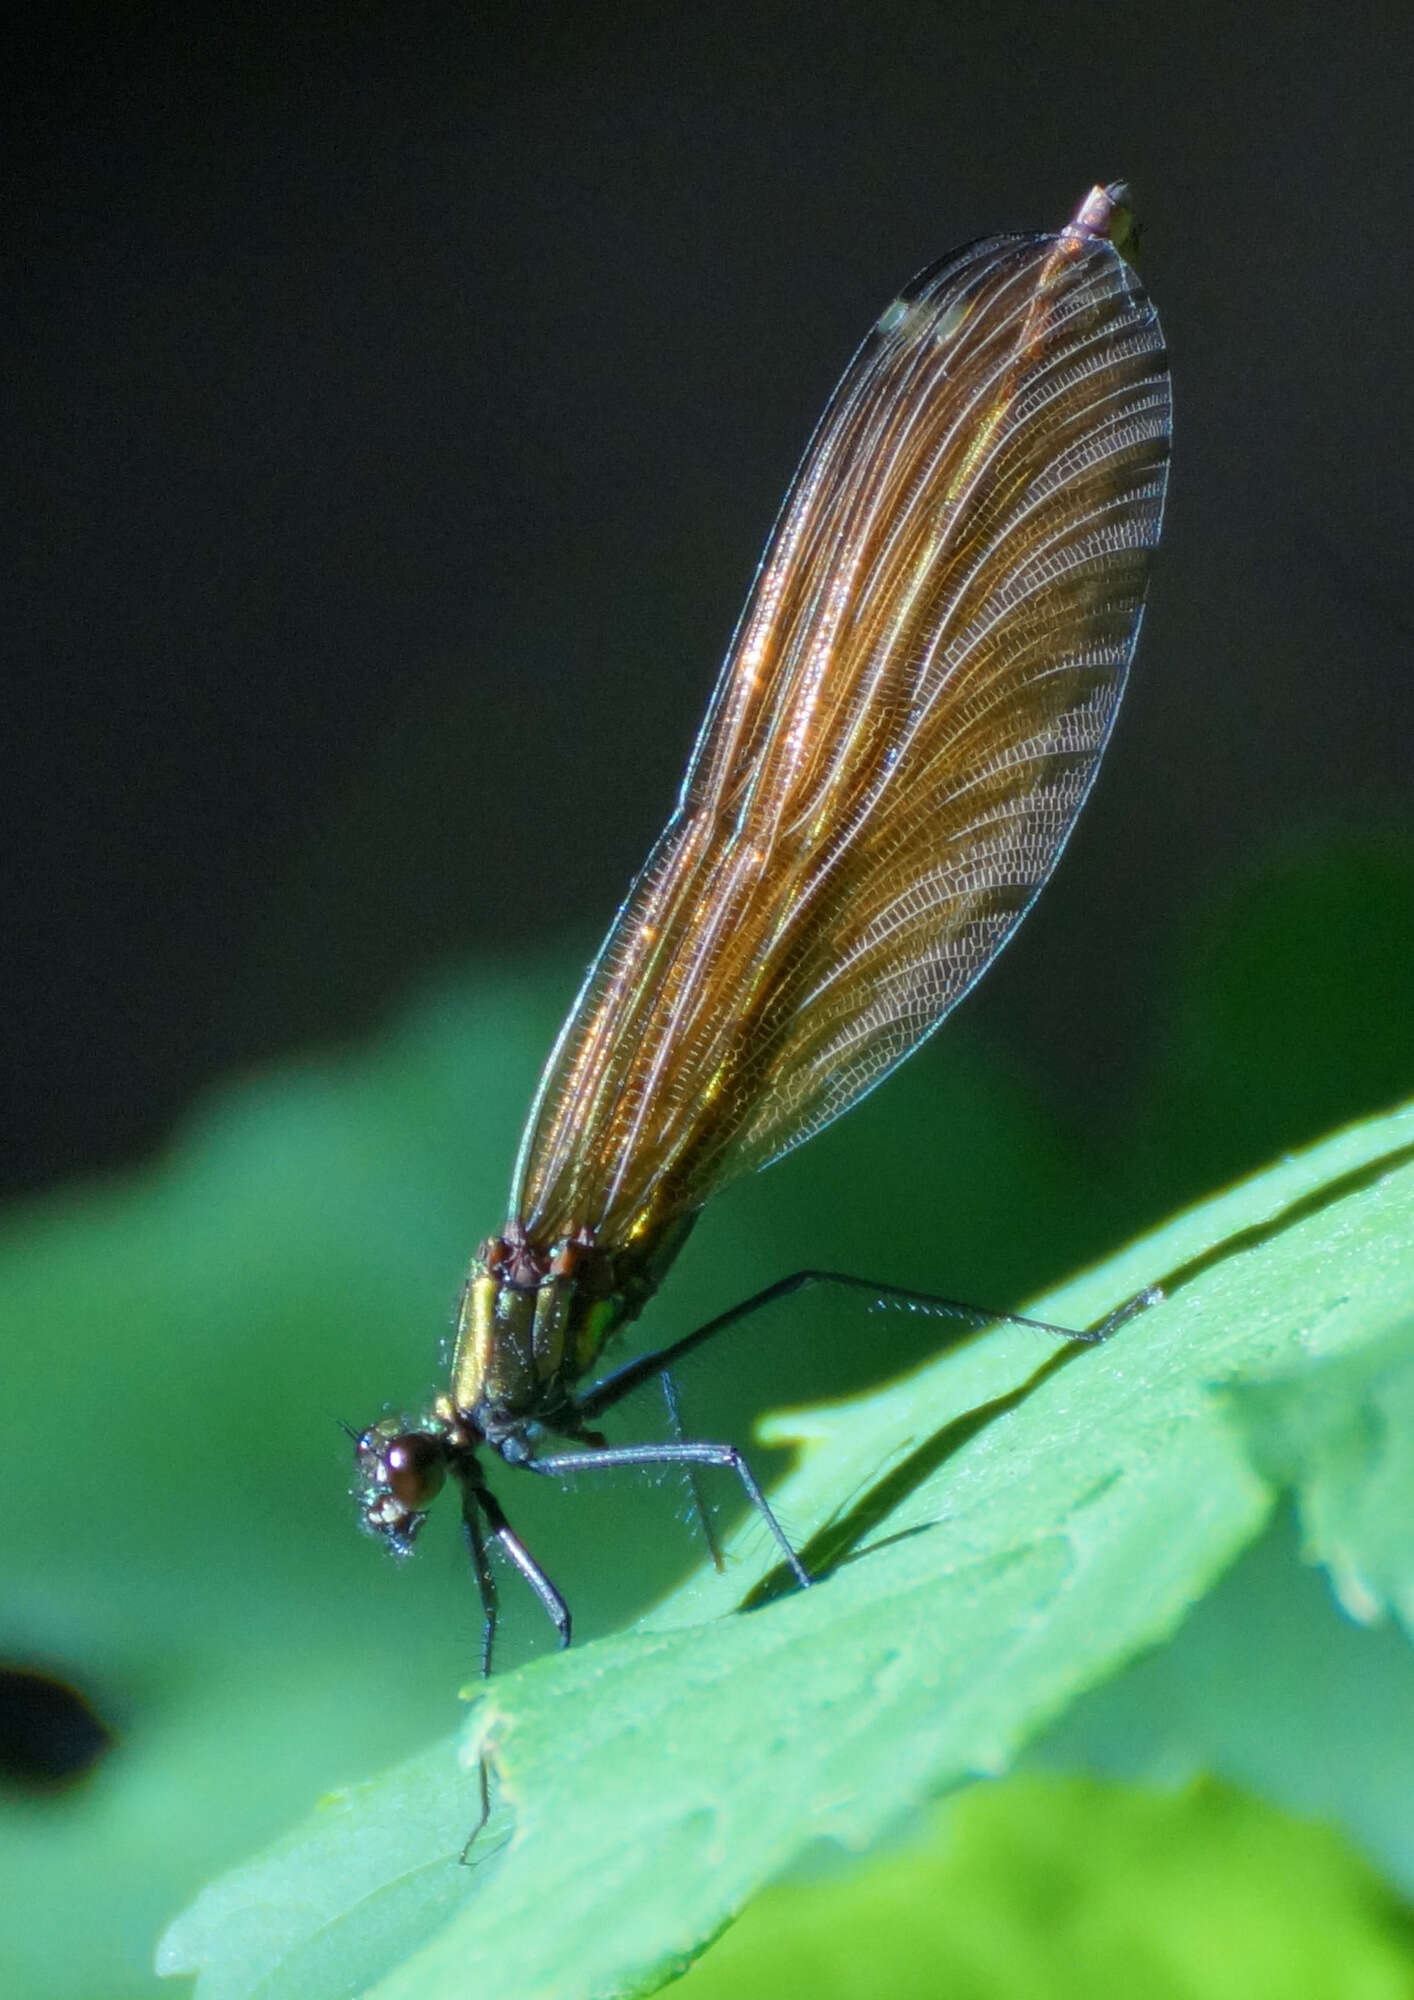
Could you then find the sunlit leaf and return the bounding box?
[160,1100,1414,1999]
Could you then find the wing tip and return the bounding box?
[1064,181,1138,259]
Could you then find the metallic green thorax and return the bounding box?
[449,1240,613,1426]
[446,1213,698,1433]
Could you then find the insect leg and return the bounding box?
[458,1755,493,1868]
[579,1269,1161,1421]
[458,1480,500,1680]
[455,1481,500,1863]
[661,1368,725,1572]
[473,1480,573,1650]
[523,1441,810,1592]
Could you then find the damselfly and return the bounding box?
[355,182,1172,1672]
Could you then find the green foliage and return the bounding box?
[1029,1506,1414,1895]
[1133,836,1414,1219]
[5,843,1414,1998]
[676,1776,1414,2000]
[155,1093,1414,1998]
[1232,1329,1414,1629]
[0,970,566,2000]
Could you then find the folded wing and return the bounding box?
[513,209,1171,1253]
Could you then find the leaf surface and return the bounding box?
[160,1102,1414,1999]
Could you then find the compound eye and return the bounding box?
[384,1432,447,1510]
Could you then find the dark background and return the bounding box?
[10,0,1414,1205]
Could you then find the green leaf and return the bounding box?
[676,1774,1414,2000]
[0,970,566,2000]
[1228,1331,1414,1631]
[158,1099,1414,1999]
[10,841,1414,1997]
[1027,1506,1414,1898]
[672,1776,1414,1992]
[150,1736,478,2000]
[0,962,1102,2000]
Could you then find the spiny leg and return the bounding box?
[524,1440,810,1591]
[579,1269,1162,1422]
[661,1368,725,1572]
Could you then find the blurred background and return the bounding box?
[6,3,1414,1996]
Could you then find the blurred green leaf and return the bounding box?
[1028,1506,1414,1898]
[0,950,1110,2000]
[676,1775,1414,2000]
[0,970,564,2000]
[159,1098,1414,1999]
[1134,839,1414,1219]
[9,841,1414,1999]
[1228,1333,1414,1633]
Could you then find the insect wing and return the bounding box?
[514,205,1170,1251]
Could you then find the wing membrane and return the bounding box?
[513,212,1170,1251]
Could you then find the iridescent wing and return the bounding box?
[513,187,1171,1255]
